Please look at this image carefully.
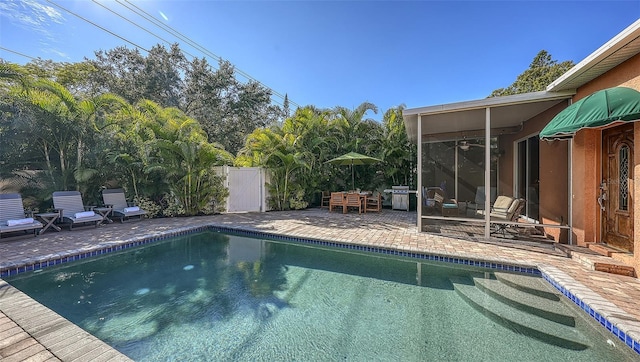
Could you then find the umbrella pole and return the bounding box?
[352,161,355,191]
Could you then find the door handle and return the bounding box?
[597,193,605,211]
[598,182,607,211]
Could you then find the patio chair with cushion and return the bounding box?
[0,193,42,238]
[329,192,345,213]
[422,186,445,214]
[102,188,148,223]
[53,191,104,230]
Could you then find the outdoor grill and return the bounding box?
[383,186,415,211]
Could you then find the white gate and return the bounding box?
[215,166,268,213]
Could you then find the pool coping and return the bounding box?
[1,223,639,356]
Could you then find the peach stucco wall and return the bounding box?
[570,53,640,271]
[635,123,640,272]
[570,129,601,246]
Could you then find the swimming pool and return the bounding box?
[5,230,636,361]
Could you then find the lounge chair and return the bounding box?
[52,191,104,230]
[477,196,526,236]
[102,188,147,223]
[0,193,42,238]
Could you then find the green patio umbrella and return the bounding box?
[325,152,382,191]
[540,87,640,140]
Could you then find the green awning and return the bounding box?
[540,87,640,140]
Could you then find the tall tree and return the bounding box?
[184,59,276,154]
[88,44,278,155]
[88,44,186,108]
[489,50,574,97]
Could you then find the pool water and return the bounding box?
[6,231,635,361]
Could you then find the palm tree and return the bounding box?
[142,103,232,215]
[26,79,128,191]
[382,105,415,187]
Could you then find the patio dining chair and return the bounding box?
[344,192,364,214]
[0,193,42,238]
[53,191,104,230]
[320,191,331,208]
[328,192,345,213]
[365,192,382,213]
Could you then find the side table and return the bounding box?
[93,206,113,225]
[35,212,61,234]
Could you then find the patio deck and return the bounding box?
[1,208,640,360]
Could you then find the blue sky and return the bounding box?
[1,1,639,120]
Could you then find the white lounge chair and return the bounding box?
[0,193,42,238]
[102,188,147,223]
[52,191,104,230]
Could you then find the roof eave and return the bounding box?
[403,90,575,117]
[547,19,640,92]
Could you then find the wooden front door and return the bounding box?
[602,124,634,252]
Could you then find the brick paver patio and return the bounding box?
[1,208,639,360]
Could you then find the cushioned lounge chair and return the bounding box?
[476,196,526,236]
[53,191,104,230]
[102,188,147,223]
[0,193,42,238]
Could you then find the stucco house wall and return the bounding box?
[569,53,640,270]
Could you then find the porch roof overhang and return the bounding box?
[403,90,576,143]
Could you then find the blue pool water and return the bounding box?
[5,231,636,361]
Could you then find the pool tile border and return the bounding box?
[213,226,542,275]
[1,224,639,356]
[540,266,640,355]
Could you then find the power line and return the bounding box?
[90,0,198,59]
[116,0,298,108]
[45,0,149,53]
[39,0,294,110]
[0,47,37,61]
[99,0,293,109]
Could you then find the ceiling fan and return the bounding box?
[457,140,485,151]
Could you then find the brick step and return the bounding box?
[569,243,637,277]
[587,242,624,257]
[593,262,636,277]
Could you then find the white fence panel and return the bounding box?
[215,166,267,213]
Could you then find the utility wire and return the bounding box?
[102,0,291,109]
[90,0,197,59]
[117,0,298,108]
[0,47,37,60]
[43,0,292,109]
[45,0,149,53]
